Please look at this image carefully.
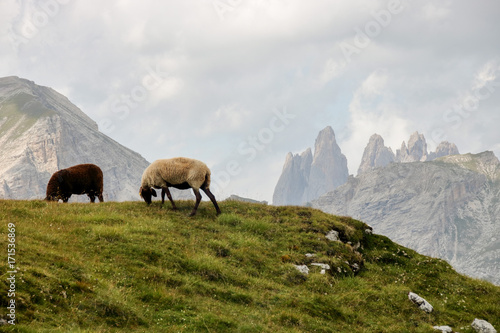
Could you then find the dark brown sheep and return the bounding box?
[45,164,104,203]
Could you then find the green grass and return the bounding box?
[0,199,499,332]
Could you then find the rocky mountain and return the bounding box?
[358,131,459,174]
[358,131,460,175]
[358,134,395,175]
[272,126,348,205]
[396,131,429,162]
[313,151,500,285]
[0,76,187,202]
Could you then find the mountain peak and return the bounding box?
[0,76,150,201]
[358,134,395,174]
[0,76,97,131]
[273,126,348,205]
[396,131,428,162]
[358,132,459,174]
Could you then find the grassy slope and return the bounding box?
[0,199,499,333]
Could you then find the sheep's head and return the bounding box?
[45,194,59,201]
[139,186,157,204]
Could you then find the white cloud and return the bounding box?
[421,2,452,21]
[341,70,410,174]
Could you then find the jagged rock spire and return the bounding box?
[358,134,395,175]
[273,126,348,205]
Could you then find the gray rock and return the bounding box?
[326,230,340,242]
[302,126,348,203]
[396,131,428,162]
[310,263,331,274]
[408,292,433,313]
[294,265,309,275]
[273,126,348,205]
[471,319,497,333]
[226,194,268,205]
[433,326,453,333]
[272,149,312,205]
[358,134,395,175]
[428,141,459,160]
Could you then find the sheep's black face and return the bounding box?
[45,194,58,201]
[139,187,157,204]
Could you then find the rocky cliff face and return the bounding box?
[0,76,187,202]
[359,131,459,174]
[313,151,500,285]
[272,126,348,205]
[396,131,428,162]
[358,134,395,175]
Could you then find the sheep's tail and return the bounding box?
[204,170,211,189]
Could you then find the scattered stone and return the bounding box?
[326,230,340,242]
[294,265,309,275]
[365,228,373,235]
[408,292,433,313]
[311,263,331,274]
[471,319,497,333]
[433,326,453,333]
[305,253,316,258]
[351,263,361,273]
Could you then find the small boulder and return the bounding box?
[311,263,331,274]
[326,230,340,242]
[471,319,497,333]
[433,326,453,333]
[408,292,433,313]
[294,265,309,275]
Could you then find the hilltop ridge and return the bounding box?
[0,200,498,331]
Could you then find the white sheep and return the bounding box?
[139,157,221,216]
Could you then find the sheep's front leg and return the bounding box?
[190,188,202,216]
[162,187,178,210]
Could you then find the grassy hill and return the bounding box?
[0,199,499,332]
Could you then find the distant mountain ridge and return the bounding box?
[358,131,459,174]
[0,76,188,201]
[273,129,459,205]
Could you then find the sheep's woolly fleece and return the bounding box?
[141,157,211,190]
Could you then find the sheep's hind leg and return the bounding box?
[202,187,221,215]
[189,188,202,216]
[162,187,178,210]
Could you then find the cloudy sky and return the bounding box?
[1,0,499,202]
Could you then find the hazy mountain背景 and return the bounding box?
[0,76,192,202]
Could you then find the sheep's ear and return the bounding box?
[151,189,157,197]
[139,187,143,198]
